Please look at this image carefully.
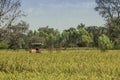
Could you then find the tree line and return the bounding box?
[0,0,120,51]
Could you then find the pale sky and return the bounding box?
[21,0,105,31]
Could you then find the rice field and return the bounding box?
[0,50,120,80]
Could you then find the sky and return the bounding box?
[21,0,105,31]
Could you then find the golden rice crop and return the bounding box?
[0,50,120,80]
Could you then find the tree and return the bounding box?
[77,23,85,30]
[77,28,93,47]
[106,18,120,48]
[86,26,108,47]
[27,30,34,37]
[86,26,98,46]
[62,28,78,48]
[38,26,59,49]
[46,34,56,53]
[0,0,23,28]
[38,26,59,36]
[7,21,29,50]
[81,35,93,47]
[98,34,113,52]
[55,34,63,53]
[62,30,70,49]
[95,0,120,49]
[95,0,120,20]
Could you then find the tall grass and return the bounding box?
[0,50,120,80]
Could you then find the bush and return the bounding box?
[98,34,113,52]
[0,42,8,49]
[81,35,93,47]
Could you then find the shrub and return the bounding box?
[98,34,113,52]
[0,41,8,49]
[81,35,93,47]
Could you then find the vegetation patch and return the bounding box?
[0,50,120,80]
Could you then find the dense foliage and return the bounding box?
[0,22,120,51]
[98,34,113,51]
[0,0,120,51]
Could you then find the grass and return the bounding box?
[0,50,120,80]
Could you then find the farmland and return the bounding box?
[0,50,120,80]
